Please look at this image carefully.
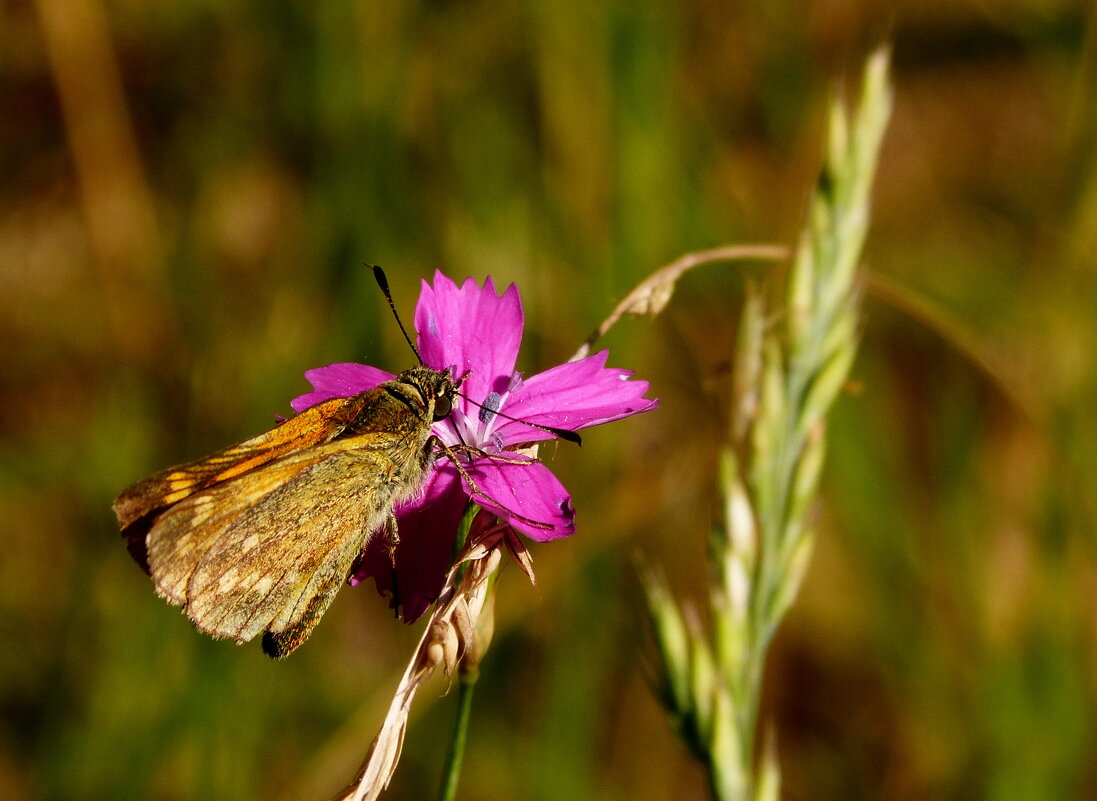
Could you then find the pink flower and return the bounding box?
[292,272,657,620]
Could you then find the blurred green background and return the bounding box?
[3,1,1096,799]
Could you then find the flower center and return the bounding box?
[478,392,502,425]
[434,372,524,455]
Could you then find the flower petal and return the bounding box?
[414,271,524,411]
[291,362,394,412]
[494,350,658,443]
[350,465,468,622]
[463,456,576,542]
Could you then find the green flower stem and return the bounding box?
[435,503,485,801]
[436,670,478,801]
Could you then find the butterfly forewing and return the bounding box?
[114,394,374,569]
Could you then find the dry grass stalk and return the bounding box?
[570,244,789,362]
[335,514,533,801]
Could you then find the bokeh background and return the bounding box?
[3,1,1096,799]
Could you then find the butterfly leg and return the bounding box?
[384,509,400,567]
[432,441,553,533]
[445,443,539,465]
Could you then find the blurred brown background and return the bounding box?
[2,1,1095,800]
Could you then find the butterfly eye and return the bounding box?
[432,395,452,421]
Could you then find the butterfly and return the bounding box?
[114,364,458,658]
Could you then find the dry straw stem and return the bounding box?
[336,520,533,801]
[862,270,1037,420]
[570,244,789,362]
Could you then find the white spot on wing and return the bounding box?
[217,567,240,591]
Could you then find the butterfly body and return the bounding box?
[113,366,457,658]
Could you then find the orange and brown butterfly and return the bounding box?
[114,361,459,659]
[114,266,468,659]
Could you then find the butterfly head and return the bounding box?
[395,365,459,424]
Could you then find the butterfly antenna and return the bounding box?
[461,394,582,445]
[369,264,422,364]
[370,266,580,446]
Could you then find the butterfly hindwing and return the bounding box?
[146,435,421,656]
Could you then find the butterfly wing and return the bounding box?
[113,394,381,569]
[145,432,418,657]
